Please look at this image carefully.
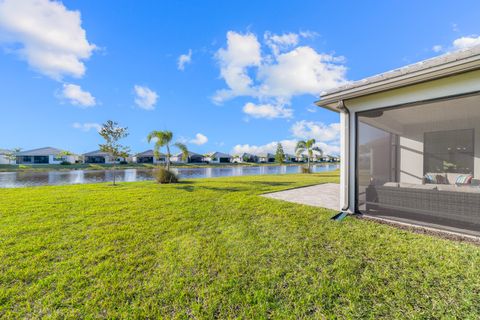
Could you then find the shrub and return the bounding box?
[154,168,178,184]
[300,166,311,174]
[60,161,72,165]
[119,160,128,165]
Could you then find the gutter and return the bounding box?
[317,53,480,106]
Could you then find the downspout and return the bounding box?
[331,99,351,221]
[337,100,350,212]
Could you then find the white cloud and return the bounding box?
[243,102,292,119]
[72,122,101,132]
[258,46,347,102]
[213,31,262,103]
[231,120,341,156]
[264,32,299,56]
[213,30,348,111]
[0,0,95,80]
[453,35,480,50]
[291,120,340,142]
[177,49,192,70]
[299,30,318,39]
[266,32,299,47]
[264,31,318,56]
[61,83,96,107]
[232,140,296,155]
[189,133,208,145]
[232,139,339,156]
[134,85,158,110]
[434,35,480,54]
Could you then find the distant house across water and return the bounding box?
[16,147,78,164]
[134,150,166,164]
[204,152,232,163]
[257,153,275,163]
[83,150,125,164]
[0,149,13,164]
[170,151,204,163]
[232,153,257,163]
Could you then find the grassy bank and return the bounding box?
[1,172,479,318]
[0,162,339,172]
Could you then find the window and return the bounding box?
[33,156,49,164]
[424,129,474,174]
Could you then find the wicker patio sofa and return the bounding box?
[366,182,480,225]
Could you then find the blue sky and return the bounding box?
[1,0,479,156]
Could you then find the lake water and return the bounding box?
[0,164,339,188]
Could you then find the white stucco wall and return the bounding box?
[398,137,424,184]
[0,154,11,164]
[48,155,78,164]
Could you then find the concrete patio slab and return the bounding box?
[262,183,340,211]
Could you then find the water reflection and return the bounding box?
[0,164,339,188]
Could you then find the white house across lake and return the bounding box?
[170,151,204,163]
[257,153,275,163]
[16,147,78,165]
[0,149,12,164]
[134,150,166,164]
[83,150,125,164]
[204,152,232,163]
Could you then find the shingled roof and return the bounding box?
[317,45,480,107]
[83,150,111,157]
[136,150,165,157]
[16,147,64,156]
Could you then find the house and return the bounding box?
[257,153,275,163]
[204,152,232,163]
[0,149,14,164]
[245,153,258,163]
[316,45,480,236]
[232,153,257,163]
[295,154,307,162]
[84,150,126,164]
[284,154,297,162]
[325,155,339,162]
[134,150,166,164]
[16,147,78,164]
[170,151,203,163]
[312,154,324,162]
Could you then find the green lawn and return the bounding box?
[1,172,479,318]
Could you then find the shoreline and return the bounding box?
[0,162,340,173]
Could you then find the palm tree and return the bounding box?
[174,142,189,163]
[147,130,188,171]
[295,139,323,171]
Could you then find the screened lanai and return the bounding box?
[357,93,480,235]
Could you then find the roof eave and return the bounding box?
[316,55,480,108]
